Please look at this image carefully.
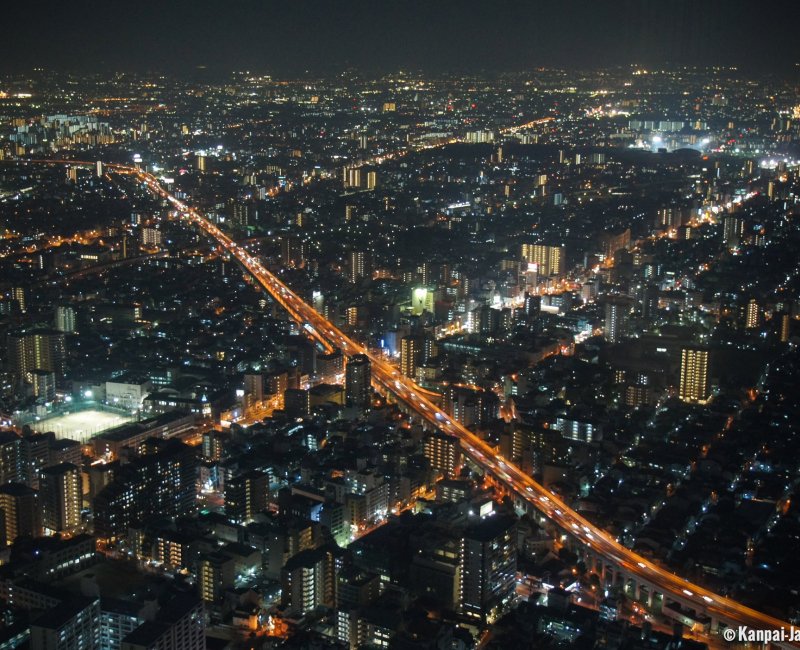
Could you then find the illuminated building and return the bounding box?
[11,286,26,312]
[460,514,517,624]
[400,335,435,379]
[281,236,307,267]
[55,304,76,333]
[140,227,162,247]
[0,482,41,545]
[31,370,56,401]
[199,551,235,603]
[443,385,499,429]
[777,312,791,343]
[410,287,435,315]
[345,354,371,409]
[281,545,343,617]
[225,470,269,524]
[30,597,101,650]
[349,250,371,283]
[744,298,760,329]
[39,462,81,534]
[722,215,745,247]
[317,349,344,383]
[604,297,631,343]
[679,347,710,404]
[598,228,631,261]
[243,372,264,403]
[7,329,66,384]
[520,243,565,277]
[93,440,196,540]
[424,432,461,478]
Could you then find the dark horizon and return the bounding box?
[3,0,800,77]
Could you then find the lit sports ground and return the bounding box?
[30,409,133,444]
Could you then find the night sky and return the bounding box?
[3,0,800,75]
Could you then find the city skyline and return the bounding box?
[1,13,799,648]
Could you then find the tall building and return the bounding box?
[777,311,791,343]
[93,440,196,540]
[281,545,342,617]
[31,370,56,401]
[604,297,631,343]
[0,482,41,545]
[722,215,745,247]
[317,350,344,384]
[281,237,307,267]
[744,298,760,329]
[679,347,710,404]
[0,431,24,485]
[39,462,82,534]
[7,329,66,384]
[400,335,434,379]
[12,286,26,312]
[345,354,371,409]
[349,250,371,283]
[424,432,461,479]
[198,551,236,604]
[520,243,565,277]
[460,514,517,624]
[225,470,269,524]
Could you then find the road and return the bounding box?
[128,166,793,640]
[8,157,797,643]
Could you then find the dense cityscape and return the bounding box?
[0,38,799,650]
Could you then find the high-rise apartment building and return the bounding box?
[604,297,631,343]
[460,514,517,624]
[39,462,82,534]
[349,250,371,283]
[345,354,371,409]
[7,329,66,383]
[424,432,461,479]
[520,243,565,277]
[679,347,710,404]
[225,470,269,524]
[0,482,41,545]
[93,440,196,540]
[400,335,435,379]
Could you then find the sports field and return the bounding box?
[31,409,133,444]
